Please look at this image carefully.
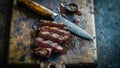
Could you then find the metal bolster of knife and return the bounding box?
[51,13,58,19]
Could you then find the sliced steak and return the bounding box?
[40,20,66,29]
[34,37,63,52]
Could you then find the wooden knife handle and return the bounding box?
[18,0,54,17]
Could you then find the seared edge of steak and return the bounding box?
[38,31,70,44]
[39,26,70,35]
[40,20,66,29]
[34,37,63,52]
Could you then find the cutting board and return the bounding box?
[8,0,97,67]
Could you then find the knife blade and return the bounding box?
[52,13,93,40]
[18,0,93,40]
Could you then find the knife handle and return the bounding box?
[18,0,54,17]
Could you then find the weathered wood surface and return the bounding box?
[8,0,97,65]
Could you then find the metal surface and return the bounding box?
[53,14,93,40]
[8,0,97,67]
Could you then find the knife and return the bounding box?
[18,0,94,40]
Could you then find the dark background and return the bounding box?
[0,0,120,68]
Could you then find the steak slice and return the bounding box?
[38,31,69,44]
[39,26,70,35]
[34,47,52,58]
[34,37,63,52]
[40,20,66,29]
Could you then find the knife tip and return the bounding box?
[88,35,94,40]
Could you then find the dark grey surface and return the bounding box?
[0,0,13,68]
[0,0,120,68]
[94,0,120,68]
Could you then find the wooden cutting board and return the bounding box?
[8,0,97,67]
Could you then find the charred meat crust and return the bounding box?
[34,37,63,52]
[40,20,66,29]
[39,26,70,35]
[34,47,52,58]
[38,31,69,44]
